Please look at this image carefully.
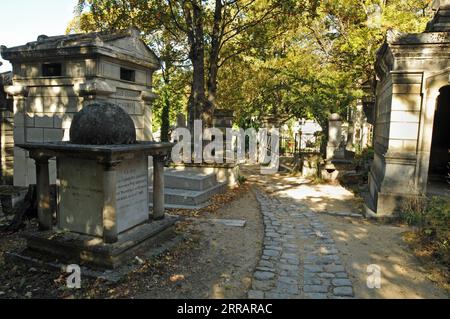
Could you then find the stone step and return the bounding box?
[163,168,218,191]
[149,182,227,208]
[149,202,210,210]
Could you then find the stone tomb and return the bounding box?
[16,103,175,268]
[57,155,149,238]
[366,0,450,216]
[326,113,345,162]
[0,27,160,187]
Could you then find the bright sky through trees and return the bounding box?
[0,0,77,72]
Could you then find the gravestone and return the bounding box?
[326,113,345,161]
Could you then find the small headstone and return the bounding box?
[209,219,247,227]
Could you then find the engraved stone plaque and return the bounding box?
[116,156,149,233]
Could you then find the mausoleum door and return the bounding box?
[428,85,450,183]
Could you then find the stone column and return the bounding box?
[34,156,53,230]
[152,155,165,220]
[141,91,158,141]
[102,162,119,243]
[326,113,344,161]
[4,85,28,186]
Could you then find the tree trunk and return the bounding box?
[160,89,171,142]
[185,1,207,130]
[204,0,224,127]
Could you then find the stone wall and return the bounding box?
[0,72,14,184]
[11,59,155,186]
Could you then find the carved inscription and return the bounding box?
[116,167,148,211]
[115,157,148,233]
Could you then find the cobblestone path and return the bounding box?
[248,189,354,299]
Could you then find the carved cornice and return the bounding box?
[75,79,116,97]
[3,85,28,97]
[141,91,159,102]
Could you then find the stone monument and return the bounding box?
[326,113,345,161]
[16,102,175,268]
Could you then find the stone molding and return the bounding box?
[75,79,116,97]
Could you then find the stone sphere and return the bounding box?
[70,102,137,145]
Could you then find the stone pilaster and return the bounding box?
[101,161,121,244]
[152,154,166,220]
[29,152,53,230]
[141,91,158,141]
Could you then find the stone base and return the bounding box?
[0,185,28,215]
[299,153,322,178]
[322,160,355,181]
[364,189,415,218]
[168,162,240,187]
[21,215,179,269]
[364,173,423,218]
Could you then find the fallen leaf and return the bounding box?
[170,274,185,282]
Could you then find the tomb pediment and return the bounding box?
[0,27,160,70]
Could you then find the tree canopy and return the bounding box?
[69,0,434,134]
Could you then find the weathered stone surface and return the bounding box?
[250,189,355,299]
[2,28,160,187]
[333,286,354,297]
[265,292,291,299]
[263,249,280,257]
[275,282,299,294]
[259,260,274,268]
[248,290,264,299]
[368,4,450,216]
[317,272,335,278]
[303,285,329,293]
[332,278,352,287]
[324,265,345,273]
[70,102,137,145]
[304,293,328,299]
[278,276,297,285]
[254,271,275,280]
[252,279,273,291]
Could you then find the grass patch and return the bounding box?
[400,196,450,292]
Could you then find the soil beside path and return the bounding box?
[320,214,447,299]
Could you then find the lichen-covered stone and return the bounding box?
[70,102,136,145]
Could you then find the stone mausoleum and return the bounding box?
[367,0,450,216]
[0,27,159,187]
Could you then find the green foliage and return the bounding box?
[151,71,189,137]
[69,0,435,134]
